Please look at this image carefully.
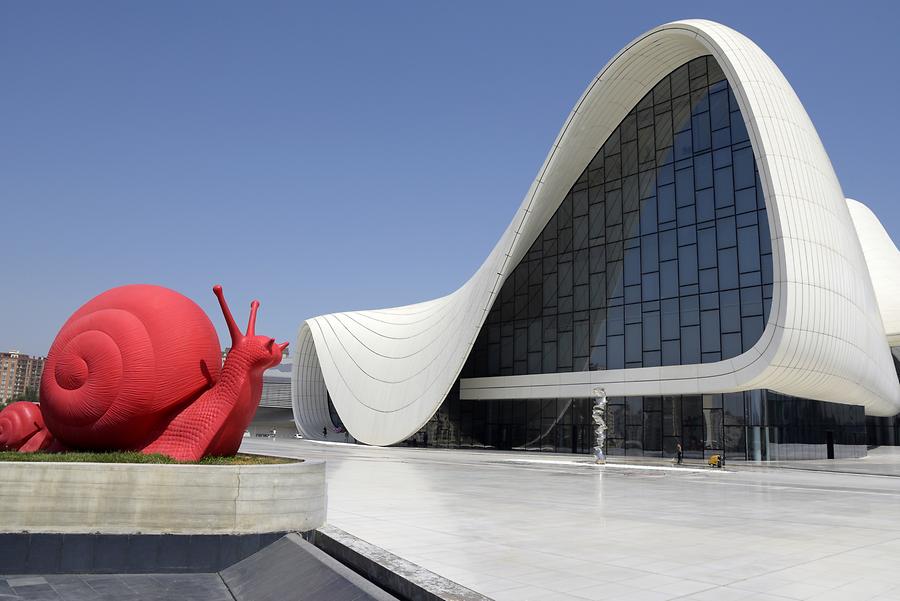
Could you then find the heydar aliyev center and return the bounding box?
[293,19,900,460]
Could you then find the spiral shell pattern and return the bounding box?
[0,401,45,450]
[40,285,223,450]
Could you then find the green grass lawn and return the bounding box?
[0,451,295,465]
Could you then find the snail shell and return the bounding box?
[40,284,222,450]
[0,401,45,450]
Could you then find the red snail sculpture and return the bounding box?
[0,284,287,461]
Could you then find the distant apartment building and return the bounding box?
[0,351,46,404]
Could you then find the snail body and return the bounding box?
[0,284,287,461]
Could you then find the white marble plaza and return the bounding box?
[243,439,900,601]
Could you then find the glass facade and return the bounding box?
[414,389,865,460]
[464,55,772,378]
[403,56,869,459]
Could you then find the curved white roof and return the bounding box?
[846,198,900,346]
[294,20,900,445]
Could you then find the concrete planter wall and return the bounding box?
[0,459,326,535]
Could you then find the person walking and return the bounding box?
[676,441,683,465]
[322,426,327,438]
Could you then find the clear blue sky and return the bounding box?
[1,1,898,356]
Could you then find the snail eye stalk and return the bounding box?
[213,285,243,344]
[247,300,260,337]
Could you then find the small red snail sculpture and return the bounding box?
[0,284,288,461]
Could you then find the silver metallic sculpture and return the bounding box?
[592,387,607,464]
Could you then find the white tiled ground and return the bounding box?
[244,440,900,601]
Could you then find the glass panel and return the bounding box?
[738,226,761,272]
[704,408,724,450]
[678,244,698,285]
[722,332,742,359]
[696,188,715,222]
[700,310,721,352]
[626,426,643,454]
[660,261,678,299]
[608,335,624,369]
[718,247,739,290]
[661,340,680,365]
[724,426,746,455]
[676,167,695,207]
[692,113,711,152]
[573,215,589,250]
[710,89,729,130]
[714,167,734,208]
[643,311,661,351]
[658,184,676,222]
[626,397,643,425]
[720,289,741,333]
[680,326,700,364]
[741,286,764,317]
[573,319,589,358]
[733,146,755,189]
[609,403,626,438]
[662,396,681,436]
[643,411,662,452]
[724,392,745,425]
[625,323,642,363]
[717,216,737,248]
[698,227,717,269]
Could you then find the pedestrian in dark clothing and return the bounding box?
[322,426,327,438]
[676,441,683,464]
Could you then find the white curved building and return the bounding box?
[846,199,900,346]
[293,19,900,459]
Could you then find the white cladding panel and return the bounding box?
[294,20,900,445]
